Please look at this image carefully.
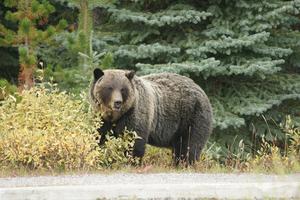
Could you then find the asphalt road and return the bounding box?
[0,173,299,199]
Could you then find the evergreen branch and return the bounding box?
[114,43,180,60]
[211,98,245,129]
[109,8,212,27]
[136,58,221,78]
[227,59,284,78]
[136,57,285,78]
[204,32,270,53]
[250,45,293,58]
[215,73,300,116]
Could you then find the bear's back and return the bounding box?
[136,72,210,147]
[141,72,205,98]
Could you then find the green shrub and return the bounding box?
[0,79,17,100]
[0,83,136,171]
[99,130,138,168]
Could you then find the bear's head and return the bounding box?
[90,68,136,122]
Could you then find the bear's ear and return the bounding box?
[125,70,135,80]
[94,68,104,81]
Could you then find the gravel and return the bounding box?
[0,173,299,199]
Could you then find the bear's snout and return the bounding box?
[114,101,122,110]
[110,90,123,111]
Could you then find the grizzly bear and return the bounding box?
[89,68,213,165]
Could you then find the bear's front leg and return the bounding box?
[97,120,112,145]
[132,137,146,161]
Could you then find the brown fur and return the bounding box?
[90,68,213,165]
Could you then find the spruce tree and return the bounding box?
[53,0,113,69]
[94,0,300,154]
[0,1,19,81]
[0,0,67,90]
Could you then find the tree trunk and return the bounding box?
[79,0,92,69]
[18,63,34,91]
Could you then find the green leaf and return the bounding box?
[20,18,31,34]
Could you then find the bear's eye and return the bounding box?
[121,87,128,94]
[104,86,113,91]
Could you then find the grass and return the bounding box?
[0,84,299,177]
[1,142,299,178]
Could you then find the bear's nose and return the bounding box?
[114,101,122,109]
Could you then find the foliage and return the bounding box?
[0,2,19,83]
[35,1,115,89]
[43,66,92,94]
[0,83,298,173]
[37,31,114,94]
[37,32,79,70]
[93,0,300,158]
[51,0,115,69]
[99,129,138,168]
[0,83,136,170]
[0,47,19,82]
[247,116,300,173]
[0,0,300,173]
[0,0,67,89]
[0,78,17,100]
[282,115,300,156]
[143,116,300,174]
